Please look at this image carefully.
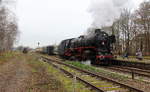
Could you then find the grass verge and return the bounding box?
[27,54,93,92]
[0,51,21,64]
[65,61,130,81]
[64,60,150,84]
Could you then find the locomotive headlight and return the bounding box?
[102,42,105,45]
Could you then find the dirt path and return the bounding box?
[0,57,31,92]
[0,54,66,92]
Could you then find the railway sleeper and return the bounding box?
[58,65,126,92]
[108,67,150,78]
[42,57,144,92]
[58,62,141,92]
[80,75,126,92]
[90,81,107,84]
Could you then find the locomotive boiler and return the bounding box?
[58,29,116,64]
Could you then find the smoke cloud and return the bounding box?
[89,0,133,28]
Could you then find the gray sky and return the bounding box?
[16,0,144,48]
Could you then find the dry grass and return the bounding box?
[0,52,99,92]
[117,56,150,63]
[26,54,67,92]
[32,53,94,92]
[0,52,67,92]
[0,51,21,64]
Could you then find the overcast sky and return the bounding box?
[16,0,144,48]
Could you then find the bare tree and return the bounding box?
[111,1,150,56]
[112,19,122,55]
[134,1,150,55]
[0,4,18,52]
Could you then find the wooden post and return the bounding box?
[131,70,134,79]
[73,74,76,92]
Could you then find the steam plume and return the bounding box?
[89,0,132,28]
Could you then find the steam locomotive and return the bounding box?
[58,29,116,64]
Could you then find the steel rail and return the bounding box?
[42,58,105,92]
[115,66,150,74]
[42,56,144,92]
[112,59,150,70]
[100,66,150,78]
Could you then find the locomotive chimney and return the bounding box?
[95,29,101,33]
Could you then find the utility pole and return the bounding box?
[38,42,40,47]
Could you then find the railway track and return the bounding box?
[46,55,150,70]
[114,66,150,74]
[112,59,150,70]
[41,56,144,92]
[45,56,150,79]
[49,55,150,70]
[98,66,150,79]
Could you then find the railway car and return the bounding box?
[42,45,55,55]
[23,47,28,54]
[58,29,116,64]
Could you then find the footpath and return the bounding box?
[0,52,66,92]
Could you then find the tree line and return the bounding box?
[0,0,18,52]
[111,1,150,56]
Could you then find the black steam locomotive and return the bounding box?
[58,29,116,64]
